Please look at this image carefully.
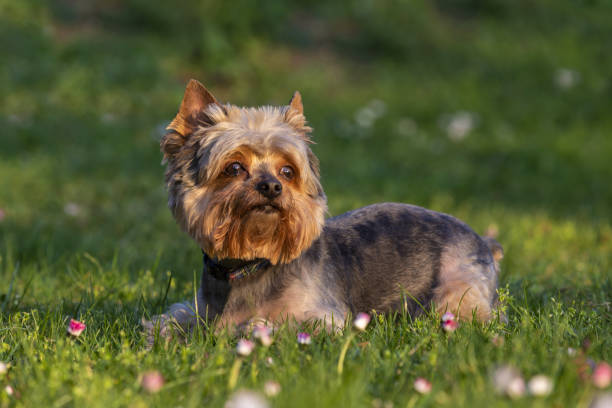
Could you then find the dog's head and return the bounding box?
[161,80,327,264]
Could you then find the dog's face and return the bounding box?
[161,80,327,264]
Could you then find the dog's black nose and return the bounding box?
[256,176,282,199]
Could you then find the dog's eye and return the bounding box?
[225,162,245,177]
[280,166,294,180]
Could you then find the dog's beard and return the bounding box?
[186,185,324,265]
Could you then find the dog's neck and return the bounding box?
[202,251,270,282]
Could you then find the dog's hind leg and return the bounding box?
[434,281,493,321]
[433,239,502,322]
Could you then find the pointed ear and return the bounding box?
[288,91,303,115]
[167,79,218,136]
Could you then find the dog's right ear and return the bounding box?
[162,79,218,159]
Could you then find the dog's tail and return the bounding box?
[482,236,507,322]
[483,236,504,275]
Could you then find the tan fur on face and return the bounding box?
[161,83,327,264]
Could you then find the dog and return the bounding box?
[144,79,503,340]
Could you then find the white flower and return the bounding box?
[506,377,526,399]
[225,389,269,408]
[0,362,7,375]
[263,381,281,397]
[440,111,477,142]
[554,68,580,90]
[413,377,432,394]
[353,313,371,331]
[589,393,612,408]
[64,202,82,217]
[492,365,525,398]
[527,375,553,396]
[252,326,273,347]
[354,99,387,129]
[395,117,418,137]
[236,339,255,356]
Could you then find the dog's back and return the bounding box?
[306,203,501,320]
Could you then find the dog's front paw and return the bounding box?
[141,302,197,348]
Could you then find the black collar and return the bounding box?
[202,251,270,282]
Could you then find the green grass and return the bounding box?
[1,0,611,406]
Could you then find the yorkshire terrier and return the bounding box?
[144,79,503,340]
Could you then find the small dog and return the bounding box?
[145,79,503,339]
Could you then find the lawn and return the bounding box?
[0,1,611,407]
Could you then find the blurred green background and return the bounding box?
[1,1,611,407]
[1,0,611,305]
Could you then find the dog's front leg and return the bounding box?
[142,286,216,346]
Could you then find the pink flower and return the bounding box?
[441,312,458,332]
[141,371,164,393]
[252,326,273,347]
[236,339,255,356]
[67,318,86,337]
[413,377,432,394]
[353,313,371,331]
[297,332,311,345]
[593,362,612,389]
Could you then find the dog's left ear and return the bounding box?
[162,80,219,160]
[167,79,219,137]
[288,91,303,115]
